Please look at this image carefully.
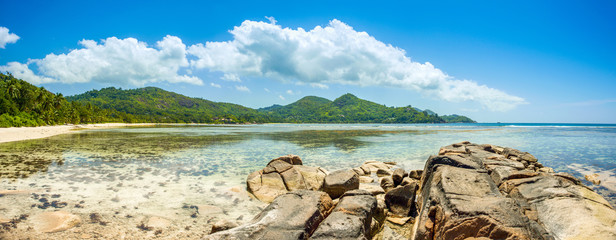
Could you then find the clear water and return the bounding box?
[0,123,615,235]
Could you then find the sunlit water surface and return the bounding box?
[0,123,615,236]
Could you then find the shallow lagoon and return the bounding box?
[0,123,615,238]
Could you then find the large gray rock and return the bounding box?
[414,142,616,240]
[384,183,417,217]
[247,155,327,202]
[392,168,406,186]
[322,170,359,199]
[205,190,333,240]
[311,190,381,240]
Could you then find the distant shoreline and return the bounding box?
[0,123,157,144]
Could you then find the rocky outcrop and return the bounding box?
[385,183,418,217]
[311,190,381,239]
[322,169,360,199]
[205,190,333,240]
[246,155,328,202]
[413,141,616,240]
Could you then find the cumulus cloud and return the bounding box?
[2,35,202,86]
[310,83,329,89]
[221,73,241,82]
[210,82,221,88]
[187,19,525,111]
[278,95,285,100]
[286,89,294,95]
[0,62,55,84]
[235,85,250,92]
[0,27,19,48]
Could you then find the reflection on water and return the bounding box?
[0,124,615,237]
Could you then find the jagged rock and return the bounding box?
[205,190,333,240]
[211,219,239,233]
[360,176,375,183]
[247,155,327,202]
[359,183,385,196]
[392,168,406,186]
[361,161,392,174]
[380,176,395,192]
[408,170,422,180]
[31,211,81,233]
[311,190,379,239]
[384,183,417,217]
[322,170,359,199]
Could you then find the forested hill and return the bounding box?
[1,72,474,126]
[258,93,475,123]
[67,87,265,123]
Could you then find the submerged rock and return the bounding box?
[31,211,81,233]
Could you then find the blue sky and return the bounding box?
[1,0,615,123]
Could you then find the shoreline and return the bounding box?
[0,123,158,144]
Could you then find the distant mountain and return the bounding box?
[66,88,475,124]
[259,93,475,123]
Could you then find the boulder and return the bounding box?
[359,176,375,183]
[384,183,417,217]
[585,173,601,185]
[392,168,406,186]
[31,211,81,233]
[361,161,392,174]
[247,155,327,202]
[400,177,417,187]
[377,168,394,177]
[311,190,380,239]
[211,219,239,234]
[380,176,395,192]
[205,190,333,240]
[322,170,359,199]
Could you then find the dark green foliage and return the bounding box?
[440,114,476,123]
[0,72,125,127]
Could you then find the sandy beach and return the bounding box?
[0,123,157,143]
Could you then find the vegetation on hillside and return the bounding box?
[1,72,475,127]
[0,72,126,127]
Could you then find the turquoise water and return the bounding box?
[0,123,614,235]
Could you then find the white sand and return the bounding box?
[0,123,156,143]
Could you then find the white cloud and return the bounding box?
[210,82,221,88]
[221,73,241,82]
[264,88,270,92]
[310,83,329,89]
[235,85,250,92]
[279,95,285,100]
[286,89,294,95]
[0,62,55,84]
[0,27,19,49]
[2,35,202,86]
[187,19,526,111]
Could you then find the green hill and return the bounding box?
[1,72,475,126]
[67,87,265,123]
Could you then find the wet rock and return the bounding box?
[585,173,601,185]
[322,170,359,199]
[31,211,81,233]
[392,168,406,186]
[205,190,333,240]
[380,176,395,192]
[360,176,375,183]
[384,183,417,217]
[311,190,380,240]
[211,219,239,234]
